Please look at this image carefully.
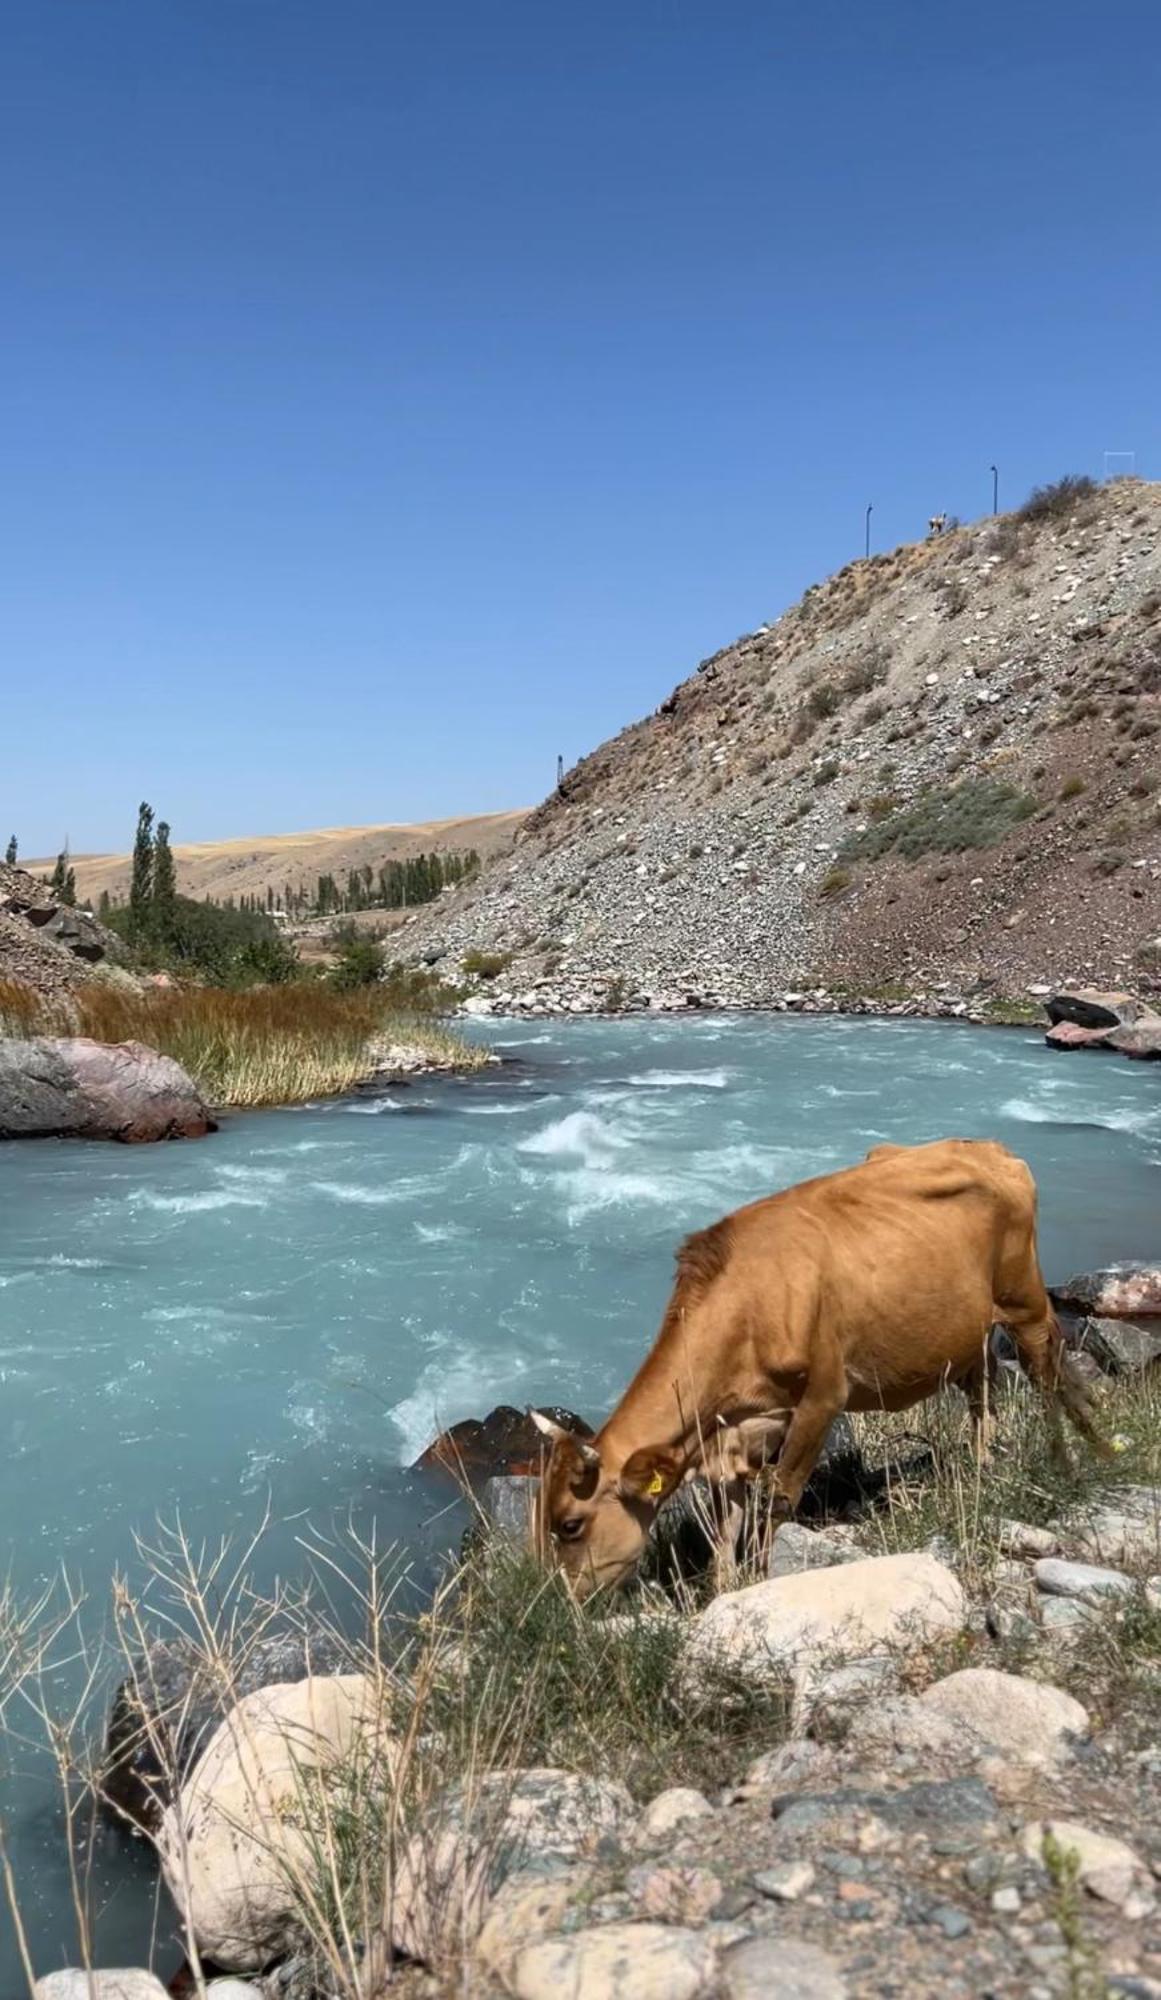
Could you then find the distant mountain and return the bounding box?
[27,811,528,912]
[399,479,1161,1007]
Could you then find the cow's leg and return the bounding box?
[995,1263,1112,1462]
[959,1343,998,1464]
[709,1479,746,1591]
[768,1342,848,1515]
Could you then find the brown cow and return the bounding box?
[533,1138,1105,1598]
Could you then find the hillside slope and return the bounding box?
[28,810,527,912]
[400,480,1161,1009]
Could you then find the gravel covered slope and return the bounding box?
[400,482,1161,1011]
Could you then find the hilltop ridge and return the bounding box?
[400,478,1161,1009]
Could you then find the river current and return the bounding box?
[0,1015,1158,1977]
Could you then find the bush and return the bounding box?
[842,778,1039,862]
[329,935,386,990]
[819,866,852,900]
[106,895,299,986]
[461,949,512,981]
[1059,775,1087,800]
[1017,473,1099,524]
[806,681,839,722]
[813,759,840,788]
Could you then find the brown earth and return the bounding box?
[25,810,528,913]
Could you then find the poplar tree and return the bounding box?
[153,821,176,931]
[129,802,155,940]
[4,835,16,866]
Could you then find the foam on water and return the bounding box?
[626,1068,732,1089]
[309,1179,408,1206]
[518,1108,629,1160]
[130,1187,268,1214]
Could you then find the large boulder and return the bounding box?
[1045,989,1145,1030]
[158,1675,395,1973]
[1110,1020,1161,1061]
[1073,1316,1161,1376]
[0,1037,214,1141]
[918,1667,1089,1764]
[1045,1020,1115,1052]
[687,1552,966,1687]
[507,1922,721,2000]
[412,1404,593,1477]
[34,1978,168,2000]
[1051,1264,1161,1319]
[104,1627,349,1828]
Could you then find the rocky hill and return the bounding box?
[26,810,527,913]
[0,863,125,995]
[400,478,1161,1012]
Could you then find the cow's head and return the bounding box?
[529,1413,684,1599]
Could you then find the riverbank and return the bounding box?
[459,977,1046,1025]
[0,978,487,1110]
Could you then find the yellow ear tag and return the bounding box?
[646,1470,666,1498]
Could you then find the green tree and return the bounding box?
[98,889,112,918]
[329,933,385,990]
[129,802,155,939]
[50,852,77,906]
[4,835,16,866]
[152,820,177,929]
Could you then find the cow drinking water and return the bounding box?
[533,1138,1105,1598]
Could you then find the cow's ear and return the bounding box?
[617,1446,684,1505]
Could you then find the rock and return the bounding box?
[392,1767,636,1962]
[1055,1487,1161,1566]
[34,1978,169,2000]
[773,1776,999,1844]
[481,1473,538,1539]
[474,1862,597,1988]
[1050,1264,1161,1319]
[734,1738,834,1796]
[1034,1558,1136,1604]
[1074,1317,1161,1376]
[510,1921,720,2000]
[753,1859,816,1901]
[722,1935,848,1999]
[412,1405,593,1477]
[1038,1596,1097,1639]
[843,1694,967,1763]
[919,1668,1088,1763]
[1022,1819,1143,1903]
[626,1862,723,1922]
[0,1037,215,1142]
[1045,988,1144,1030]
[767,1521,862,1579]
[929,1903,972,1939]
[992,1885,1021,1914]
[206,1986,262,1998]
[104,1627,349,1827]
[1045,1020,1115,1051]
[158,1674,393,1972]
[637,1787,715,1839]
[688,1552,966,1687]
[1111,1022,1161,1061]
[998,1520,1057,1558]
[792,1655,901,1739]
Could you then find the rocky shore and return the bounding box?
[32,1267,1159,2000]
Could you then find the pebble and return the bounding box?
[929,1903,972,1939]
[991,1886,1021,1914]
[637,1787,715,1839]
[722,1936,849,2000]
[753,1859,816,1901]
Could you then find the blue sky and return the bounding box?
[3,1,1158,856]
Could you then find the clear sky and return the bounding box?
[4,0,1159,856]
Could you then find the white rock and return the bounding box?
[35,1979,169,2000]
[843,1693,966,1762]
[723,1935,848,1999]
[992,1886,1021,1914]
[688,1552,966,1687]
[919,1668,1089,1763]
[474,1863,596,1987]
[207,1986,264,1998]
[1034,1558,1135,1604]
[997,1519,1057,1558]
[637,1787,715,1839]
[158,1675,393,1973]
[1022,1819,1143,1904]
[753,1858,815,1900]
[510,1921,720,2000]
[793,1654,901,1739]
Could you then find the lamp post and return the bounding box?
[865,504,873,559]
[990,465,999,516]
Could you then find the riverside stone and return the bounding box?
[158,1674,393,1972]
[637,1786,715,1838]
[510,1921,720,2000]
[1050,1264,1161,1319]
[474,1863,597,1988]
[1022,1819,1143,1903]
[1075,1317,1161,1376]
[722,1936,848,2000]
[767,1521,862,1579]
[392,1767,636,1962]
[1056,1487,1161,1567]
[0,1037,214,1142]
[34,1979,169,2000]
[688,1552,966,1685]
[1034,1558,1136,1604]
[918,1668,1089,1763]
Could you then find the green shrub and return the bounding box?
[819,866,852,900]
[806,681,839,721]
[813,759,840,787]
[329,934,386,990]
[842,778,1038,862]
[1059,775,1087,800]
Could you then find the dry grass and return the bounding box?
[0,979,484,1107]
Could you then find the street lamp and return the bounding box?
[865,504,873,559]
[990,465,999,516]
